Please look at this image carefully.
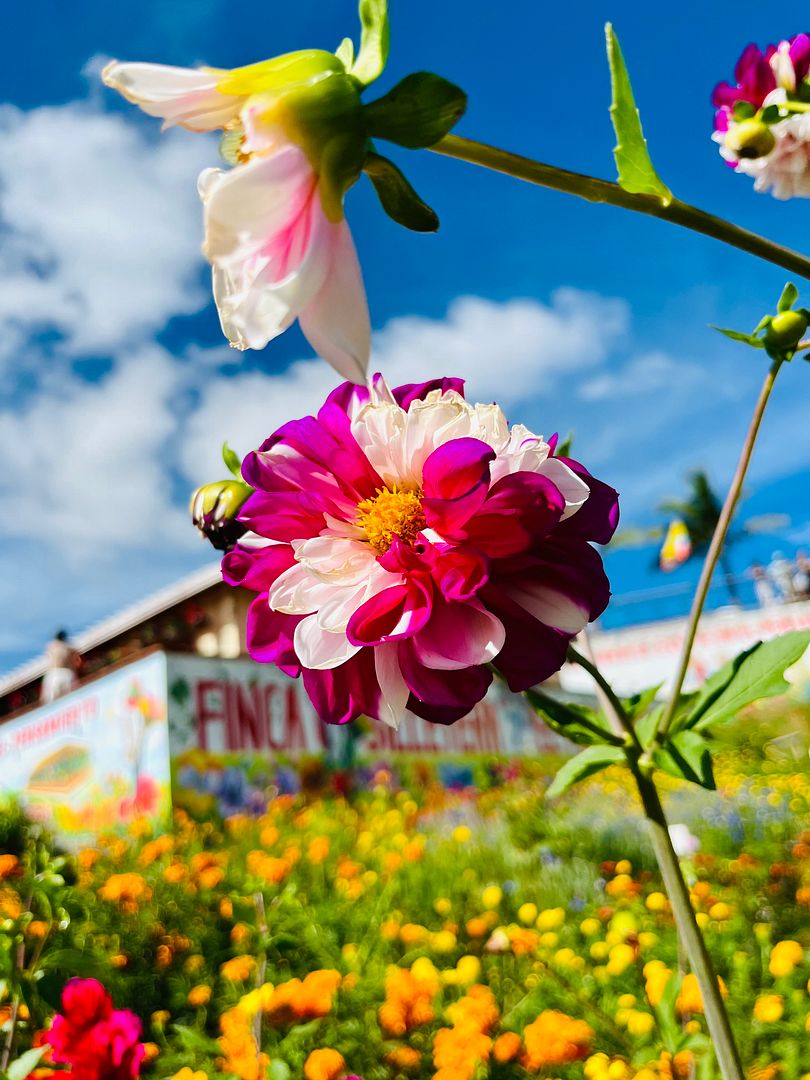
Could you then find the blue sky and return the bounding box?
[1,0,808,671]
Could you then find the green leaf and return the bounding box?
[679,631,810,733]
[546,745,626,799]
[653,730,715,789]
[555,431,575,458]
[526,687,619,747]
[364,72,467,149]
[363,152,439,232]
[350,0,389,88]
[711,325,765,348]
[777,282,799,312]
[221,441,242,480]
[624,683,663,721]
[7,1048,49,1080]
[172,1024,224,1055]
[38,948,106,975]
[267,1063,292,1080]
[335,36,355,70]
[606,24,672,204]
[635,703,665,750]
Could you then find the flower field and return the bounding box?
[2,745,810,1080]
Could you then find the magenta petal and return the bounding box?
[430,548,489,600]
[460,472,565,557]
[555,457,619,545]
[246,594,302,675]
[790,33,810,80]
[398,640,492,722]
[347,579,432,646]
[482,586,570,691]
[222,543,296,592]
[303,649,379,725]
[422,438,495,533]
[393,377,465,409]
[238,490,329,542]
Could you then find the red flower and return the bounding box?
[46,979,144,1080]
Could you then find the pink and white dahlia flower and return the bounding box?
[223,375,618,729]
[103,53,370,378]
[712,34,810,199]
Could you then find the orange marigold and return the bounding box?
[521,1010,593,1070]
[493,1032,522,1063]
[303,1048,345,1080]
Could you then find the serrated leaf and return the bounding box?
[653,730,715,789]
[711,325,765,347]
[7,1048,49,1080]
[680,631,810,733]
[526,687,618,747]
[364,72,467,149]
[350,0,389,88]
[363,152,439,232]
[606,24,672,204]
[546,745,626,799]
[221,441,242,480]
[777,282,799,312]
[335,36,355,70]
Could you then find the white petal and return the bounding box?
[293,536,376,585]
[299,220,370,383]
[503,582,588,634]
[102,61,242,131]
[374,644,410,730]
[268,563,335,614]
[294,614,360,669]
[316,583,371,633]
[536,457,590,519]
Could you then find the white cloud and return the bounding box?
[180,289,630,485]
[0,101,213,362]
[579,350,709,401]
[0,345,193,555]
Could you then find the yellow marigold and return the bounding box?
[308,836,330,864]
[172,1069,208,1080]
[606,942,636,976]
[220,955,256,982]
[188,985,212,1007]
[151,1010,171,1027]
[164,862,188,884]
[98,872,152,910]
[769,939,804,977]
[753,994,784,1023]
[219,897,234,920]
[535,907,565,931]
[521,1010,593,1070]
[644,960,672,1007]
[197,866,225,889]
[493,1032,522,1063]
[77,848,100,870]
[138,835,173,866]
[676,972,727,1016]
[230,923,252,946]
[303,1048,345,1080]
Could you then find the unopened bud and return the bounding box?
[764,309,808,350]
[724,120,776,160]
[190,480,251,552]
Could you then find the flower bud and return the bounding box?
[764,309,808,350]
[724,120,776,160]
[190,480,251,551]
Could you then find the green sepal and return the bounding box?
[546,745,626,799]
[673,631,810,734]
[364,72,467,149]
[222,441,243,480]
[350,0,389,88]
[760,103,782,125]
[525,687,621,747]
[606,24,672,204]
[335,36,355,70]
[777,282,799,312]
[364,151,439,232]
[732,101,756,121]
[711,325,765,348]
[555,431,575,458]
[7,1049,50,1080]
[653,730,715,789]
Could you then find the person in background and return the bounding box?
[768,551,795,603]
[751,562,777,608]
[41,630,80,703]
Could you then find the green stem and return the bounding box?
[632,767,744,1080]
[431,135,810,279]
[566,644,639,748]
[653,356,783,745]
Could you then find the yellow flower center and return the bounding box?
[356,486,426,554]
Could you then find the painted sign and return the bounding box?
[0,652,171,844]
[560,600,810,698]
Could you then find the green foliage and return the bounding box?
[652,729,715,789]
[605,24,672,204]
[363,152,439,232]
[221,441,243,480]
[5,1048,50,1080]
[364,72,467,149]
[546,745,626,798]
[350,0,389,88]
[525,687,621,747]
[713,281,810,360]
[674,631,810,734]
